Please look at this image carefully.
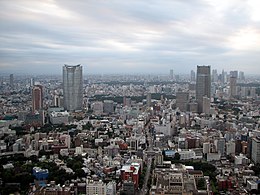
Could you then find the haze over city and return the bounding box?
[1,0,260,75]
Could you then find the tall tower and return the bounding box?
[196,65,211,113]
[32,85,43,113]
[63,64,83,111]
[229,76,237,99]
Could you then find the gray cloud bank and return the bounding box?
[0,0,260,74]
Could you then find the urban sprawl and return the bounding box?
[0,65,260,195]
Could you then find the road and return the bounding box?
[139,121,153,195]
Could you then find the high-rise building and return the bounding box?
[229,76,237,99]
[196,65,211,113]
[32,85,43,113]
[252,137,260,164]
[230,70,238,78]
[63,64,83,111]
[239,71,245,82]
[190,70,196,82]
[30,78,35,87]
[176,92,189,112]
[147,93,151,107]
[212,69,218,82]
[202,96,210,115]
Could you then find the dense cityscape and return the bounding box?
[0,65,260,194]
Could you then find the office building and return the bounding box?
[196,65,211,113]
[63,64,83,111]
[212,69,218,82]
[176,92,189,112]
[230,70,238,78]
[252,137,260,164]
[30,78,35,87]
[9,74,14,88]
[229,76,237,99]
[146,93,151,107]
[190,70,196,82]
[202,96,210,115]
[32,85,43,113]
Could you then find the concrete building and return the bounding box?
[32,85,43,113]
[176,92,189,112]
[9,74,14,89]
[215,138,226,156]
[229,76,237,99]
[49,111,69,125]
[106,181,116,195]
[86,180,106,195]
[202,96,210,115]
[63,64,83,111]
[190,70,196,82]
[252,137,260,164]
[196,65,211,113]
[226,141,236,156]
[103,100,114,114]
[146,93,151,107]
[121,180,135,195]
[92,101,104,114]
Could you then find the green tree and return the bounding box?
[197,178,206,190]
[173,152,181,161]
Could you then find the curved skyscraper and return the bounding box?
[63,64,83,111]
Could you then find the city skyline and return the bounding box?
[1,0,260,75]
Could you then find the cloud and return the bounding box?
[0,0,259,75]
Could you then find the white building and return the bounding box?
[226,141,236,156]
[50,111,69,125]
[106,181,116,195]
[203,142,210,154]
[86,180,106,195]
[178,150,196,160]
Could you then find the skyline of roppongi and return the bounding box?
[1,0,260,75]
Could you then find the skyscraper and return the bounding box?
[190,70,196,82]
[32,85,43,113]
[229,76,237,99]
[196,65,211,113]
[176,92,189,112]
[63,64,83,111]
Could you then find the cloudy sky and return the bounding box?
[0,0,260,75]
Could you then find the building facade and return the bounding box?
[176,92,189,112]
[63,64,83,111]
[229,76,237,99]
[196,65,211,113]
[32,85,43,113]
[252,137,260,164]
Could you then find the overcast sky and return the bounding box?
[0,0,260,75]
